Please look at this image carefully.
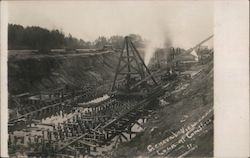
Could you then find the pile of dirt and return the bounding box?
[109,60,213,157]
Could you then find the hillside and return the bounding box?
[107,60,213,157]
[8,51,119,95]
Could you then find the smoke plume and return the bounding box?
[144,29,172,66]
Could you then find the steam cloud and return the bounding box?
[144,30,172,66]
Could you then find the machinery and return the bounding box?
[186,35,213,54]
[111,36,160,99]
[161,35,213,81]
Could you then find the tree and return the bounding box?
[8,24,66,50]
[8,24,25,49]
[94,36,109,49]
[8,24,147,52]
[108,35,124,49]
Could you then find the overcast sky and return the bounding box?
[8,1,213,49]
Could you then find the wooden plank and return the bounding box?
[67,145,76,151]
[78,140,97,147]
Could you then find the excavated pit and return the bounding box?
[8,49,214,157]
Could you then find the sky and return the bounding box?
[8,1,213,47]
[8,1,213,64]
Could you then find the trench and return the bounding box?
[8,92,152,157]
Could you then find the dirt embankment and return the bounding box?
[109,60,213,157]
[8,52,119,95]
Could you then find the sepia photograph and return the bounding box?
[5,0,215,157]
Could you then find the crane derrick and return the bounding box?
[111,36,158,99]
[186,35,213,54]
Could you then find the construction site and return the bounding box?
[8,35,214,157]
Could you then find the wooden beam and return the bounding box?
[135,121,144,129]
[111,40,126,91]
[78,140,97,147]
[120,133,128,141]
[114,135,120,147]
[67,145,76,151]
[91,129,103,135]
[128,40,158,85]
[10,102,61,122]
[57,124,101,152]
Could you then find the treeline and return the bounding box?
[8,24,145,51]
